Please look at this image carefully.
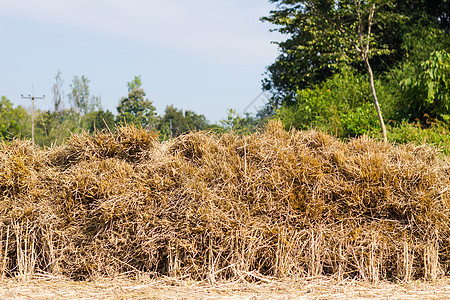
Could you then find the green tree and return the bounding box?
[220,109,259,135]
[395,0,449,30]
[337,0,399,142]
[34,109,80,146]
[262,0,403,109]
[380,26,450,123]
[52,70,64,113]
[401,50,450,123]
[262,0,447,110]
[116,76,158,129]
[158,105,209,138]
[84,110,115,133]
[263,0,408,142]
[68,75,101,115]
[0,96,29,140]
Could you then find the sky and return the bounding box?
[0,0,282,123]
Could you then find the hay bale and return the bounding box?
[0,122,449,281]
[50,125,158,167]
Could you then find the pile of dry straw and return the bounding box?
[0,121,449,282]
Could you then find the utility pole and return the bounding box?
[22,85,45,144]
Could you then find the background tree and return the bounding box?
[401,50,450,123]
[337,0,399,142]
[0,96,29,140]
[389,27,450,123]
[276,67,392,137]
[395,0,449,30]
[263,0,402,141]
[262,0,448,107]
[261,0,402,110]
[219,109,260,135]
[158,105,209,138]
[52,70,64,113]
[85,110,115,133]
[261,0,337,108]
[262,0,450,143]
[68,75,101,115]
[116,76,157,129]
[33,108,87,146]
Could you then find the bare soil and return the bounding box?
[0,276,449,299]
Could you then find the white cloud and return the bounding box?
[1,0,279,66]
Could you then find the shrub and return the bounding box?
[384,120,450,155]
[276,67,395,138]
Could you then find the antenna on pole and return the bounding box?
[22,85,45,144]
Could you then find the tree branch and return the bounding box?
[366,3,376,56]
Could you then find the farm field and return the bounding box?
[1,277,449,299]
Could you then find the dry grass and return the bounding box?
[0,121,449,282]
[0,276,449,299]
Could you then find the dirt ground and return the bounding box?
[0,276,449,299]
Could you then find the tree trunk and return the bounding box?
[365,58,387,143]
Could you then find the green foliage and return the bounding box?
[34,109,116,147]
[395,0,449,30]
[68,75,101,115]
[276,68,394,137]
[384,121,450,155]
[401,26,449,65]
[34,109,81,146]
[263,1,450,144]
[400,50,450,122]
[262,0,404,108]
[384,26,450,123]
[116,76,157,129]
[158,105,209,139]
[0,96,29,141]
[1,75,208,146]
[84,110,115,133]
[219,109,260,135]
[262,0,448,111]
[127,75,142,91]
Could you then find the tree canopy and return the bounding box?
[116,76,158,129]
[68,75,101,115]
[0,96,28,141]
[262,0,448,110]
[158,105,209,138]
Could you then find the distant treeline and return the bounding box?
[0,74,259,146]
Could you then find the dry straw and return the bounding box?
[0,121,448,281]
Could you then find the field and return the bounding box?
[0,121,449,295]
[1,276,450,299]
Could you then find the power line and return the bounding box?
[21,85,45,144]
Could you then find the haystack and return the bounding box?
[0,121,448,281]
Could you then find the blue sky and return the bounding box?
[0,0,281,123]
